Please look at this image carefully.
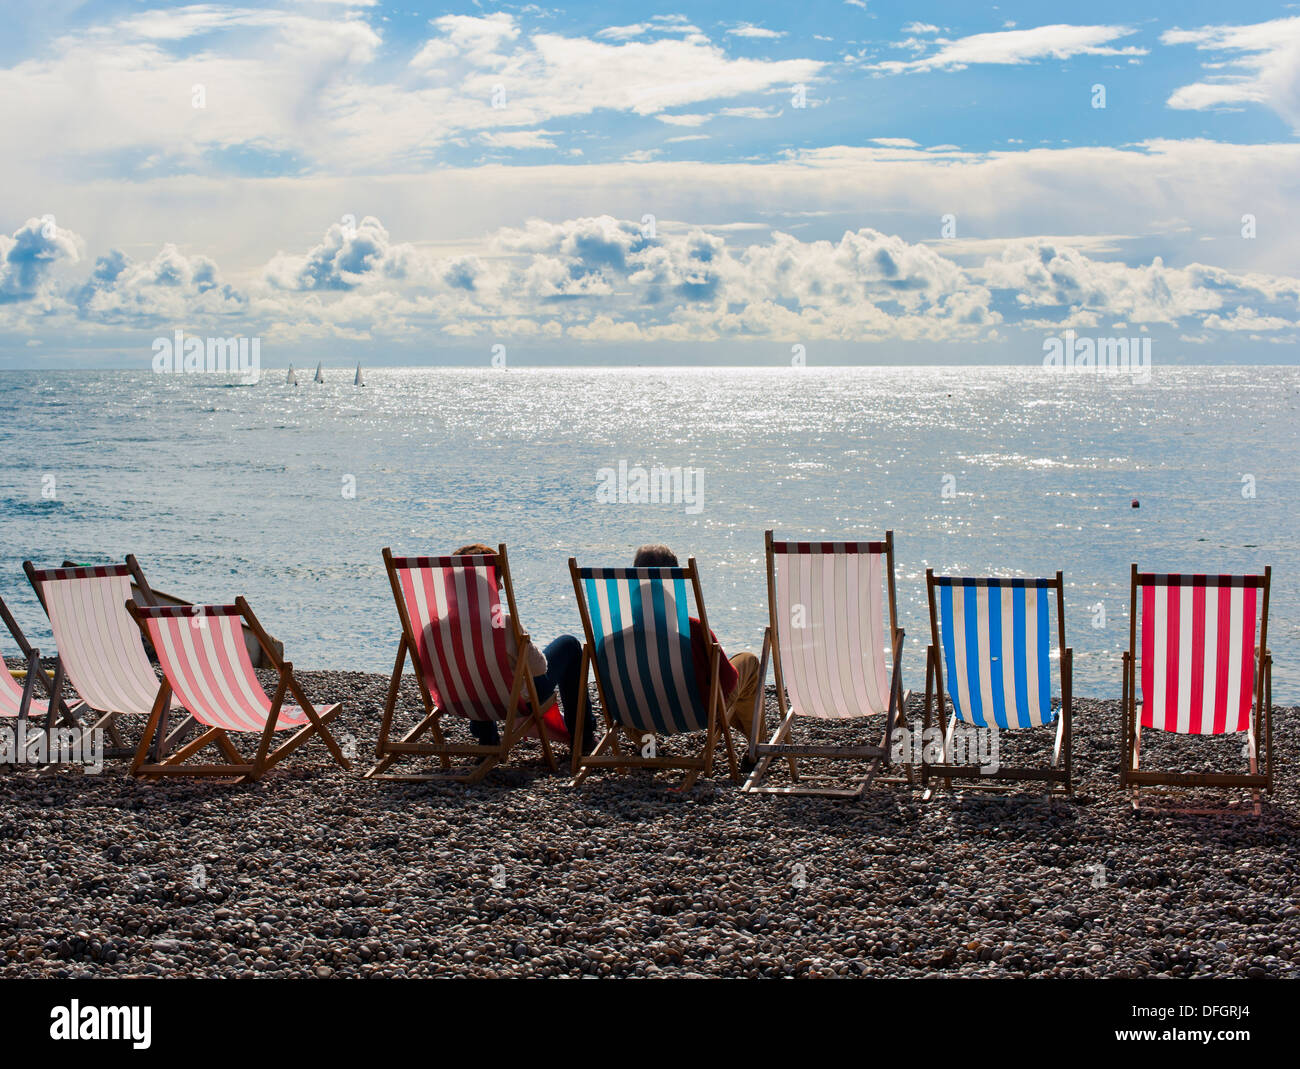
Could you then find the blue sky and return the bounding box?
[2,0,1299,366]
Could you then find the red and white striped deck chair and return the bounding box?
[23,557,188,757]
[124,598,350,782]
[743,531,907,798]
[1122,565,1273,813]
[367,545,562,783]
[1,596,70,756]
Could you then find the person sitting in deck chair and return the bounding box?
[453,543,591,757]
[631,544,761,745]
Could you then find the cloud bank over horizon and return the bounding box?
[2,3,1298,366]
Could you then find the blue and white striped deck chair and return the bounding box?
[568,558,738,789]
[743,531,907,798]
[923,570,1073,797]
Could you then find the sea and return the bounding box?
[2,365,1296,699]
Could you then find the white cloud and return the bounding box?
[656,114,711,127]
[479,129,561,150]
[719,106,781,119]
[902,23,941,35]
[1201,306,1295,331]
[1163,17,1300,131]
[12,211,1297,353]
[263,216,420,291]
[71,243,243,323]
[877,24,1147,73]
[0,217,81,305]
[595,18,703,41]
[728,25,785,40]
[0,10,824,176]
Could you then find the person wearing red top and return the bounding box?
[632,544,761,743]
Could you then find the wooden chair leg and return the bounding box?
[130,683,173,777]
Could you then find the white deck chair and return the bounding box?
[23,557,188,757]
[742,531,907,798]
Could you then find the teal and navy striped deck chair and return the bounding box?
[568,558,738,790]
[743,531,907,798]
[923,570,1073,797]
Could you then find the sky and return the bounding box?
[1,0,1299,368]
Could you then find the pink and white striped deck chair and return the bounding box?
[1122,566,1273,813]
[743,531,907,798]
[1,595,70,756]
[367,545,561,783]
[124,598,350,782]
[23,557,188,757]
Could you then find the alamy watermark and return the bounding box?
[596,460,704,515]
[891,719,1000,774]
[1,723,103,773]
[50,1000,151,1049]
[152,330,261,378]
[1042,329,1151,383]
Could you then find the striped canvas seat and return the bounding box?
[744,532,905,797]
[1,596,73,756]
[0,667,50,721]
[933,577,1056,729]
[124,596,349,782]
[1137,574,1261,735]
[26,563,176,716]
[389,554,531,722]
[923,570,1072,797]
[136,605,311,732]
[577,566,710,735]
[1122,566,1273,813]
[569,556,736,790]
[771,539,893,719]
[369,545,561,783]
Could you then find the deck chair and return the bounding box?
[568,558,738,791]
[1,596,70,757]
[124,598,350,782]
[922,571,1072,798]
[1121,566,1272,814]
[23,557,191,758]
[367,545,562,783]
[743,532,907,798]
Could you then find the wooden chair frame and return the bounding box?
[367,544,559,784]
[922,570,1073,799]
[23,554,194,759]
[568,557,739,792]
[1,595,71,758]
[125,597,350,783]
[744,530,908,799]
[1120,564,1272,815]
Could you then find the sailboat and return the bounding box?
[313,361,324,383]
[286,364,298,386]
[354,364,365,386]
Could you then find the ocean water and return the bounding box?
[2,366,1296,699]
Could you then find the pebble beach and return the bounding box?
[2,663,1297,980]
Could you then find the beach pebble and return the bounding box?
[1,672,1296,978]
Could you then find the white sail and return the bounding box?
[286,364,298,385]
[354,364,365,386]
[313,361,324,383]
